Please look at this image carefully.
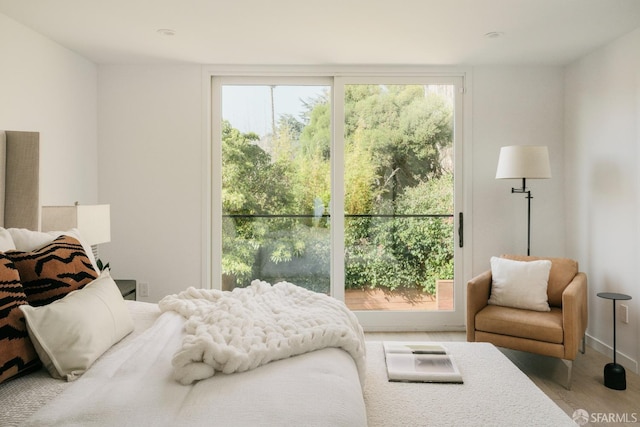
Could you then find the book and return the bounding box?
[383,341,463,384]
[383,342,448,355]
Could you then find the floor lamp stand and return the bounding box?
[510,178,532,256]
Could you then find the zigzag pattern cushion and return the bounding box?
[6,235,98,306]
[0,254,40,384]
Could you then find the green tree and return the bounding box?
[300,91,331,160]
[222,84,455,296]
[222,120,300,285]
[344,85,453,208]
[340,85,455,294]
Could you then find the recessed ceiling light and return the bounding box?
[484,31,505,39]
[157,28,176,36]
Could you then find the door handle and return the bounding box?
[458,212,463,248]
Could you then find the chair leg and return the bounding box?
[580,335,586,354]
[561,359,572,390]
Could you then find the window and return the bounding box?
[219,82,331,293]
[211,72,467,330]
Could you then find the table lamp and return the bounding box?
[41,203,111,258]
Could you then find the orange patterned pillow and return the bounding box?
[0,254,40,384]
[6,235,98,307]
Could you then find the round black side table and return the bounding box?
[597,292,632,390]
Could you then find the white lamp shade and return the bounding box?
[41,204,111,245]
[495,146,552,179]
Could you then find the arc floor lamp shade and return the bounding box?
[496,146,551,255]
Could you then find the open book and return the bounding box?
[383,342,463,384]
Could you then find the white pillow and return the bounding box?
[20,270,134,381]
[488,256,551,312]
[7,227,99,272]
[0,227,16,251]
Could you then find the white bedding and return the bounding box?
[159,280,366,385]
[0,301,160,427]
[20,299,367,427]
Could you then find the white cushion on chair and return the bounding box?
[488,256,551,312]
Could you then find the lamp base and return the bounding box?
[604,362,626,390]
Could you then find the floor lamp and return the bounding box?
[496,146,551,256]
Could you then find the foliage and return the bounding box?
[96,258,110,272]
[221,85,454,295]
[221,120,301,284]
[344,174,454,294]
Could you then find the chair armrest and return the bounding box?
[562,272,588,359]
[466,270,492,342]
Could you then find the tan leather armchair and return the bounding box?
[467,255,588,388]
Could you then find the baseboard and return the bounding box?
[586,333,639,374]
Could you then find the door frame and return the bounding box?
[203,65,473,332]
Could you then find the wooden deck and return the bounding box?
[345,281,453,311]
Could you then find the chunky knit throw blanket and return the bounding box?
[159,280,366,385]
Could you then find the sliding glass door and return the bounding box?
[212,74,465,330]
[217,80,332,293]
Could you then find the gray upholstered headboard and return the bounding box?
[0,130,40,230]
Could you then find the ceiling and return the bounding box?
[1,0,640,65]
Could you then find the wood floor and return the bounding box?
[365,331,640,427]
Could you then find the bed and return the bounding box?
[3,298,366,427]
[0,130,368,426]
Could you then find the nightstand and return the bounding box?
[115,279,136,301]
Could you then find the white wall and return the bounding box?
[471,66,566,273]
[565,28,640,372]
[0,13,98,206]
[97,65,203,302]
